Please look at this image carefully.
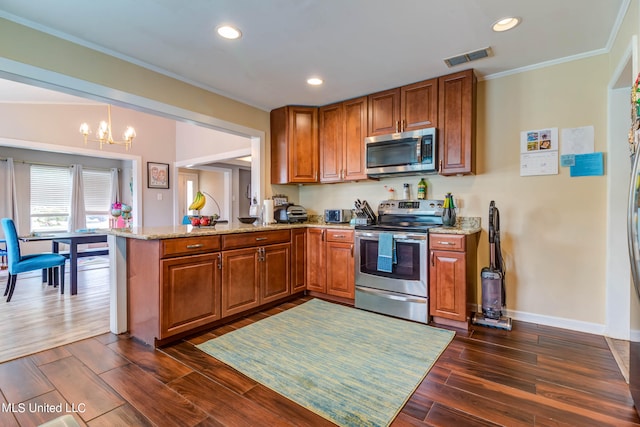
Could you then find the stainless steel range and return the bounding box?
[354,199,444,323]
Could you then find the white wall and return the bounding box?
[175,122,251,163]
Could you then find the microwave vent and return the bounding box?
[444,47,492,67]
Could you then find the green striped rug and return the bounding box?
[196,299,455,427]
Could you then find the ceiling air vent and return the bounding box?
[444,47,493,67]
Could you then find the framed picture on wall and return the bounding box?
[147,162,169,189]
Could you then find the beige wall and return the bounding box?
[300,55,610,327]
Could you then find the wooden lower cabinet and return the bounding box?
[325,240,354,298]
[128,236,223,345]
[291,228,306,293]
[221,247,260,317]
[429,233,478,329]
[221,242,290,318]
[306,228,354,299]
[161,253,221,338]
[128,230,299,346]
[306,228,326,292]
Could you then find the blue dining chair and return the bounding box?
[1,218,66,302]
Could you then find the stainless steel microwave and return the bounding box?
[365,128,437,177]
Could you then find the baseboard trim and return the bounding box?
[471,304,606,336]
[505,308,606,335]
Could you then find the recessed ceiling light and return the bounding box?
[492,17,521,32]
[307,77,323,86]
[217,25,242,40]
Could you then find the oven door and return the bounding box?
[354,231,428,297]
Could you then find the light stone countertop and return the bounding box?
[106,216,481,240]
[429,216,481,235]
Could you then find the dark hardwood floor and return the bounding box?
[0,295,638,426]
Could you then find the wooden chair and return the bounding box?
[1,218,66,302]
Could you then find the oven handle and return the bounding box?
[356,286,427,304]
[355,232,427,241]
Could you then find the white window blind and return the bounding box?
[30,165,71,232]
[83,169,112,229]
[83,169,111,213]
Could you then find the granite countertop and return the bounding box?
[429,216,481,235]
[106,216,481,240]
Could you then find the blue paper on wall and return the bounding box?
[569,152,604,177]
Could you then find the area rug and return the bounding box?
[196,298,455,427]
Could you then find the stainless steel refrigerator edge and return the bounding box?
[628,145,640,415]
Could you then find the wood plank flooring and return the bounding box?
[0,258,110,363]
[0,293,638,426]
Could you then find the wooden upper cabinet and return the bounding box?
[271,106,319,184]
[401,79,438,132]
[368,78,437,136]
[342,97,368,181]
[438,69,476,175]
[368,88,400,136]
[320,96,368,183]
[319,102,343,183]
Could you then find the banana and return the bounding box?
[189,192,204,211]
[189,191,207,211]
[196,192,206,210]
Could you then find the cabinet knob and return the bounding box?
[255,237,268,241]
[186,244,204,249]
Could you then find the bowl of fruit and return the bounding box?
[190,214,219,227]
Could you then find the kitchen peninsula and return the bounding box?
[106,218,480,346]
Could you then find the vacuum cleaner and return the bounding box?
[472,200,512,331]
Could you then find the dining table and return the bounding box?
[19,231,108,295]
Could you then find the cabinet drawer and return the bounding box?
[429,234,465,251]
[222,229,291,250]
[325,229,354,242]
[162,236,221,258]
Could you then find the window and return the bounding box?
[83,169,112,229]
[30,165,71,232]
[30,165,114,232]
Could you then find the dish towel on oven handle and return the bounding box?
[377,232,396,273]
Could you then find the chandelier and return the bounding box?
[79,105,136,150]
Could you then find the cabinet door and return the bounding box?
[429,250,466,321]
[438,69,476,175]
[306,228,326,292]
[289,106,319,183]
[326,241,355,299]
[261,243,291,304]
[319,103,344,183]
[401,78,438,132]
[161,253,221,339]
[368,88,400,136]
[291,228,306,293]
[221,247,260,317]
[343,96,368,181]
[270,106,319,184]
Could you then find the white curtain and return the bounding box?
[69,164,86,231]
[109,168,120,204]
[0,158,19,234]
